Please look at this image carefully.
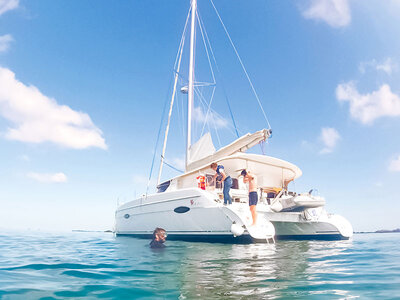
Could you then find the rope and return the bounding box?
[259,140,266,155]
[147,5,191,193]
[196,11,217,138]
[197,11,216,84]
[195,87,238,138]
[194,88,223,147]
[146,90,169,195]
[162,157,184,173]
[209,0,271,130]
[157,8,189,185]
[198,11,240,138]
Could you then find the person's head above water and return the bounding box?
[152,227,167,243]
[150,227,167,249]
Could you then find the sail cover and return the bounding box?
[188,132,216,164]
[186,129,271,172]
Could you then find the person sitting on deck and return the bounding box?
[150,227,167,248]
[210,162,233,205]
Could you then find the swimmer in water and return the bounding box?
[150,227,167,248]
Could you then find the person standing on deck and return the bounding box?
[210,162,232,205]
[241,169,258,226]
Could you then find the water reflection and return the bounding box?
[1,232,399,299]
[174,240,357,299]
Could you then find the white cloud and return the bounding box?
[377,58,397,75]
[0,34,13,53]
[359,58,397,75]
[0,0,18,16]
[319,127,340,154]
[302,0,351,28]
[27,172,67,183]
[0,67,107,149]
[193,106,228,129]
[336,82,400,124]
[389,155,400,172]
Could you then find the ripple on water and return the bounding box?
[0,232,399,299]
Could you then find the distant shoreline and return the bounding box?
[72,230,113,233]
[71,229,400,234]
[355,228,400,234]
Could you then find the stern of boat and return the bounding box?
[324,214,353,239]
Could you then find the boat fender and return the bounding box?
[231,223,244,237]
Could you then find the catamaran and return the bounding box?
[114,0,353,242]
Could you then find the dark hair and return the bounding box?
[241,169,247,176]
[210,162,217,169]
[152,227,166,239]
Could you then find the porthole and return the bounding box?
[124,214,130,219]
[174,206,190,214]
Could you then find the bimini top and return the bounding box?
[176,152,302,189]
[218,152,302,181]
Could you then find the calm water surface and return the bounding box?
[0,231,399,299]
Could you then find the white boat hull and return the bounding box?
[115,189,353,243]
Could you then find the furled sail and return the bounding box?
[186,129,271,172]
[187,132,216,164]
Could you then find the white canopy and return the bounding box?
[218,153,302,187]
[177,152,302,189]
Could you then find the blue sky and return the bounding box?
[1,0,400,232]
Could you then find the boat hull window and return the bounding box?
[174,206,190,213]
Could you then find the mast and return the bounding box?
[186,0,197,170]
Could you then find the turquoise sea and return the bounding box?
[0,231,399,299]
